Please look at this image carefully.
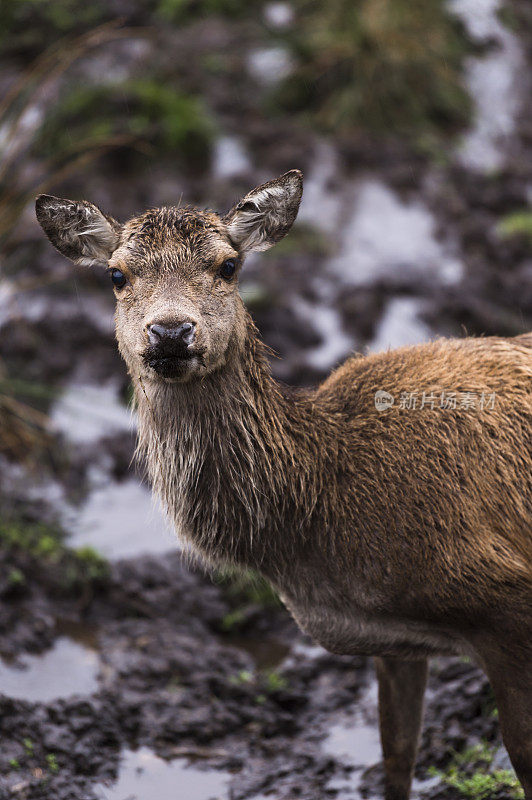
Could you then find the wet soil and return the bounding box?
[1,1,531,798]
[0,539,503,800]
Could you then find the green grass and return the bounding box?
[263,669,288,692]
[497,211,532,244]
[45,753,59,774]
[220,608,248,632]
[23,738,34,756]
[229,667,288,694]
[429,744,524,800]
[0,518,109,591]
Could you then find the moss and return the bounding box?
[429,743,524,800]
[273,0,473,144]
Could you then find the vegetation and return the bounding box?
[0,0,258,59]
[274,0,473,144]
[0,517,109,593]
[0,23,135,249]
[498,210,532,244]
[216,566,280,608]
[36,79,215,167]
[230,667,288,695]
[157,0,261,23]
[8,737,61,777]
[429,743,524,800]
[0,0,107,57]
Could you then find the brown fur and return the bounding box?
[36,172,532,800]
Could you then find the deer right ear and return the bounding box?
[224,169,303,254]
[35,194,121,267]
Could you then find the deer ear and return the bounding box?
[35,194,121,267]
[224,169,303,253]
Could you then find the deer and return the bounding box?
[36,170,532,800]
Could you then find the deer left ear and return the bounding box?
[35,194,121,267]
[224,169,303,254]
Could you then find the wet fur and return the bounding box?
[136,322,532,660]
[36,175,532,800]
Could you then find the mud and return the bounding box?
[1,0,531,797]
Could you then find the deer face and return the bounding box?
[36,170,302,383]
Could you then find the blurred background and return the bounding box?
[0,2,531,799]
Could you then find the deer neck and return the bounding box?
[134,318,326,572]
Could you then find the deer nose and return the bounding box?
[146,321,196,347]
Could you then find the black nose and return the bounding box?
[147,321,196,347]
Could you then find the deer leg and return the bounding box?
[479,644,532,800]
[374,657,428,800]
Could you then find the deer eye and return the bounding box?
[220,259,237,280]
[110,268,127,289]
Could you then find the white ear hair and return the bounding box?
[76,214,120,267]
[35,195,120,267]
[225,170,303,254]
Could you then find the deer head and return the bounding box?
[36,170,303,383]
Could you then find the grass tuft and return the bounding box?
[429,743,524,799]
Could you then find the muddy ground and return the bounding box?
[1,0,531,798]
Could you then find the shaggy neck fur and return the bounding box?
[134,316,341,576]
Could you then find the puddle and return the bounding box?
[449,0,525,172]
[0,636,99,703]
[96,747,229,800]
[329,180,463,289]
[53,381,175,560]
[65,478,176,560]
[368,298,434,353]
[51,382,133,446]
[293,297,353,370]
[323,681,381,794]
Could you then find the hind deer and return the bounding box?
[36,170,532,800]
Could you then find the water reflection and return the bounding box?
[97,747,229,800]
[0,637,99,703]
